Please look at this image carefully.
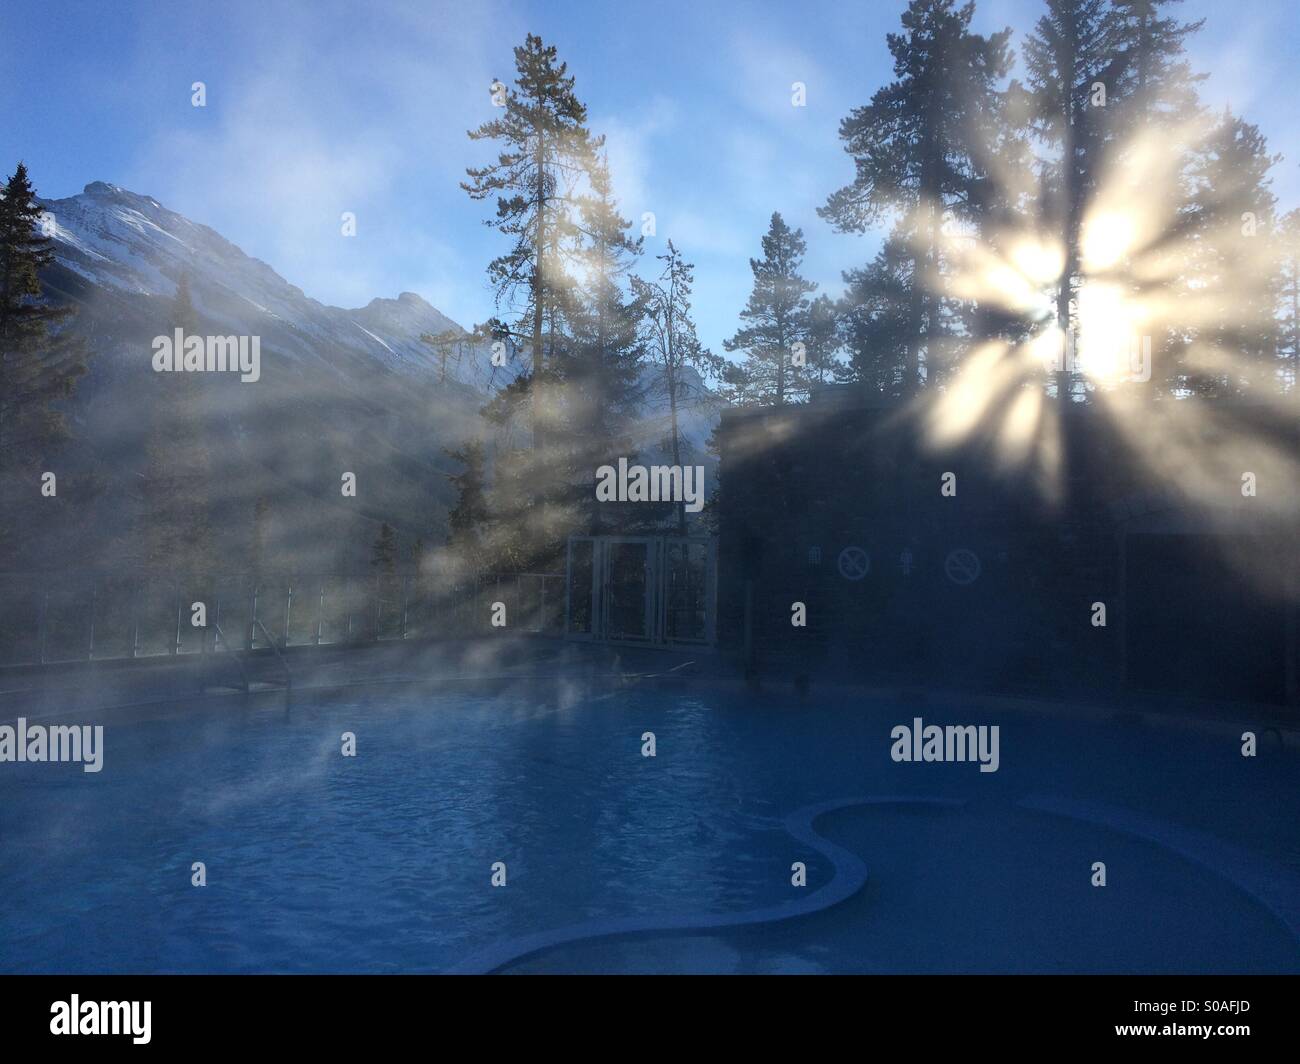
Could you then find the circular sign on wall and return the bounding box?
[837,546,870,581]
[944,548,982,585]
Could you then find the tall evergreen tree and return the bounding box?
[1108,0,1204,131]
[473,375,563,572]
[821,0,1013,395]
[960,78,1043,356]
[1279,208,1300,397]
[838,236,915,397]
[0,162,86,555]
[1174,112,1281,397]
[462,34,599,448]
[563,152,645,534]
[1097,1,1206,405]
[421,327,472,385]
[722,212,817,405]
[803,294,843,387]
[482,443,564,572]
[370,522,398,576]
[443,439,490,573]
[633,241,720,532]
[1023,0,1123,406]
[138,273,215,575]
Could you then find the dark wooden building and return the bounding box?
[714,386,1298,707]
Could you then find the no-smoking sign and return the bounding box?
[837,546,870,581]
[944,548,981,585]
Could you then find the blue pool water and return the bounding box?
[1,680,1297,973]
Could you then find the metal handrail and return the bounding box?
[210,623,250,693]
[252,618,292,690]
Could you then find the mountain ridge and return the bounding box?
[14,180,719,573]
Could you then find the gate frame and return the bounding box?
[564,534,717,648]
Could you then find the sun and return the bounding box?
[914,119,1298,580]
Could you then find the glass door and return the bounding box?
[602,538,656,642]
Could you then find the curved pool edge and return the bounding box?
[444,795,966,975]
[1020,795,1300,944]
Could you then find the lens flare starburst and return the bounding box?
[915,121,1297,597]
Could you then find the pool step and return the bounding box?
[201,676,290,695]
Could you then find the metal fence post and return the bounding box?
[172,588,183,655]
[210,593,220,655]
[284,582,294,647]
[315,579,324,646]
[38,591,49,664]
[249,583,259,650]
[564,544,572,639]
[401,576,410,640]
[130,583,141,659]
[87,581,97,660]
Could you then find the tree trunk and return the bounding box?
[1057,44,1078,412]
[665,283,686,535]
[532,125,546,451]
[669,374,686,535]
[776,323,786,406]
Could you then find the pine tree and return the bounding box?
[370,522,398,576]
[444,439,490,572]
[1108,0,1205,131]
[409,536,426,578]
[1023,0,1123,407]
[472,370,569,572]
[820,0,1013,395]
[483,444,563,572]
[1174,112,1281,397]
[0,162,86,554]
[367,520,400,637]
[1099,1,1206,405]
[838,236,915,396]
[1279,209,1300,397]
[803,294,843,387]
[951,75,1043,358]
[462,34,600,448]
[421,327,470,385]
[632,241,720,532]
[722,212,817,405]
[139,273,214,576]
[563,152,645,534]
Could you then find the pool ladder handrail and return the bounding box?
[251,619,293,691]
[209,622,250,693]
[208,621,291,693]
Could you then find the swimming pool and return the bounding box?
[2,678,1297,973]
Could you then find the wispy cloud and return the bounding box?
[132,0,517,313]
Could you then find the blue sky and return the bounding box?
[2,0,1297,356]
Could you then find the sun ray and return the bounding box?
[914,119,1298,599]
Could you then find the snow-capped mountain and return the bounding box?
[40,181,518,392]
[40,181,717,436]
[22,182,719,573]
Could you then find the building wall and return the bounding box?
[714,389,1297,706]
